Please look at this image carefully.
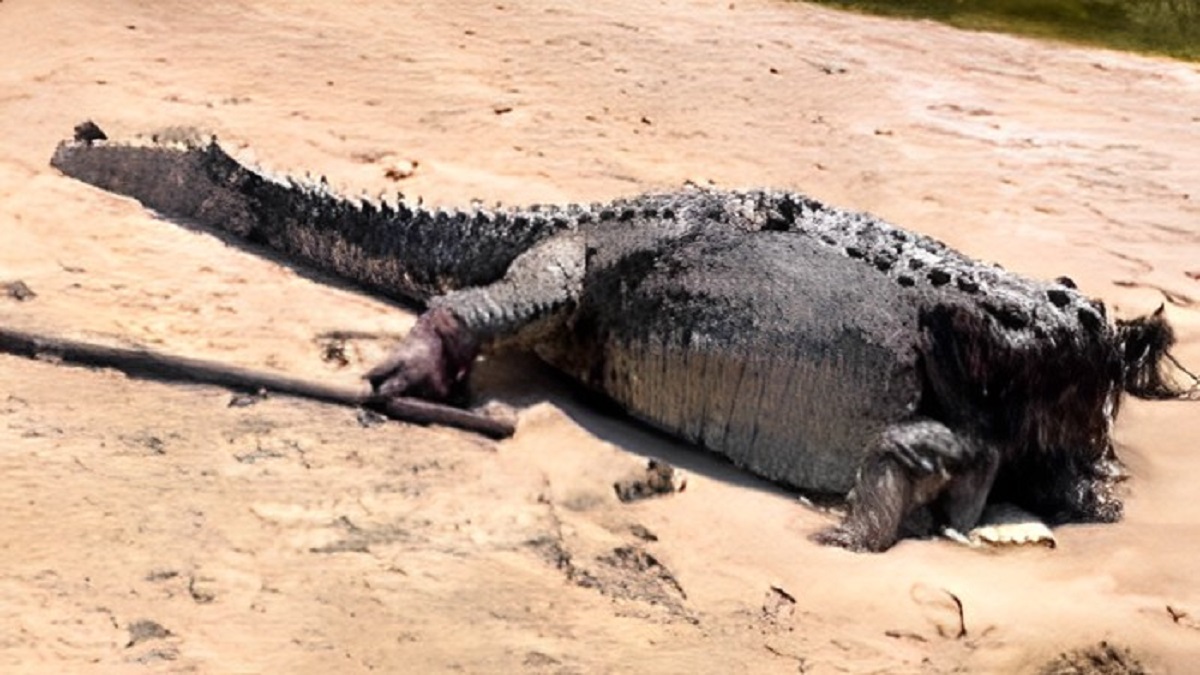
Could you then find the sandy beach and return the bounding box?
[2,0,1199,671]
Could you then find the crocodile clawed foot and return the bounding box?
[365,306,480,405]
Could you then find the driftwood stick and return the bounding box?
[0,326,516,439]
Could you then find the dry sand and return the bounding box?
[2,0,1199,672]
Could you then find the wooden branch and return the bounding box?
[0,326,515,439]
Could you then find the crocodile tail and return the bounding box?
[50,124,566,304]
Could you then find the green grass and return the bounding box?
[803,0,1200,61]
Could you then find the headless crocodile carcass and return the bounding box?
[49,122,1191,552]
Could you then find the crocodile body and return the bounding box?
[50,125,1182,551]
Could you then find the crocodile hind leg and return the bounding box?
[812,420,1000,552]
[367,232,586,403]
